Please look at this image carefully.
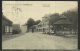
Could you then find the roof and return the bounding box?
[2,15,12,22]
[33,25,38,27]
[30,25,37,29]
[54,19,72,25]
[38,22,42,25]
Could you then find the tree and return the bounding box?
[27,18,35,31]
[49,13,60,30]
[35,20,41,25]
[62,8,78,34]
[62,9,78,30]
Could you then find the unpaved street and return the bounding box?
[2,32,78,50]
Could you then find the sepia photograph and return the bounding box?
[2,1,78,50]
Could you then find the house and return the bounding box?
[21,24,27,34]
[36,22,43,32]
[12,24,21,34]
[35,14,53,33]
[29,14,53,33]
[2,14,13,35]
[41,14,53,33]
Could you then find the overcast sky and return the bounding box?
[2,1,78,25]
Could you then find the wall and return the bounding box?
[2,17,13,34]
[21,26,27,34]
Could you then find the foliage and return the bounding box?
[49,8,78,31]
[26,18,41,31]
[62,9,78,30]
[27,18,35,30]
[35,20,41,25]
[49,13,60,26]
[48,8,78,31]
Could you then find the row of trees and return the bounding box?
[27,18,41,31]
[26,7,78,32]
[62,9,78,31]
[49,8,78,31]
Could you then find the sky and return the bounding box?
[2,1,78,26]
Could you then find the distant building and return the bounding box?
[2,14,13,35]
[41,14,53,33]
[21,24,27,34]
[36,14,53,33]
[36,22,43,32]
[12,24,21,34]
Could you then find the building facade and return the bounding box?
[42,16,53,33]
[36,14,53,33]
[21,24,27,34]
[36,22,43,32]
[2,15,13,35]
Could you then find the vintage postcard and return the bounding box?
[2,1,78,50]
